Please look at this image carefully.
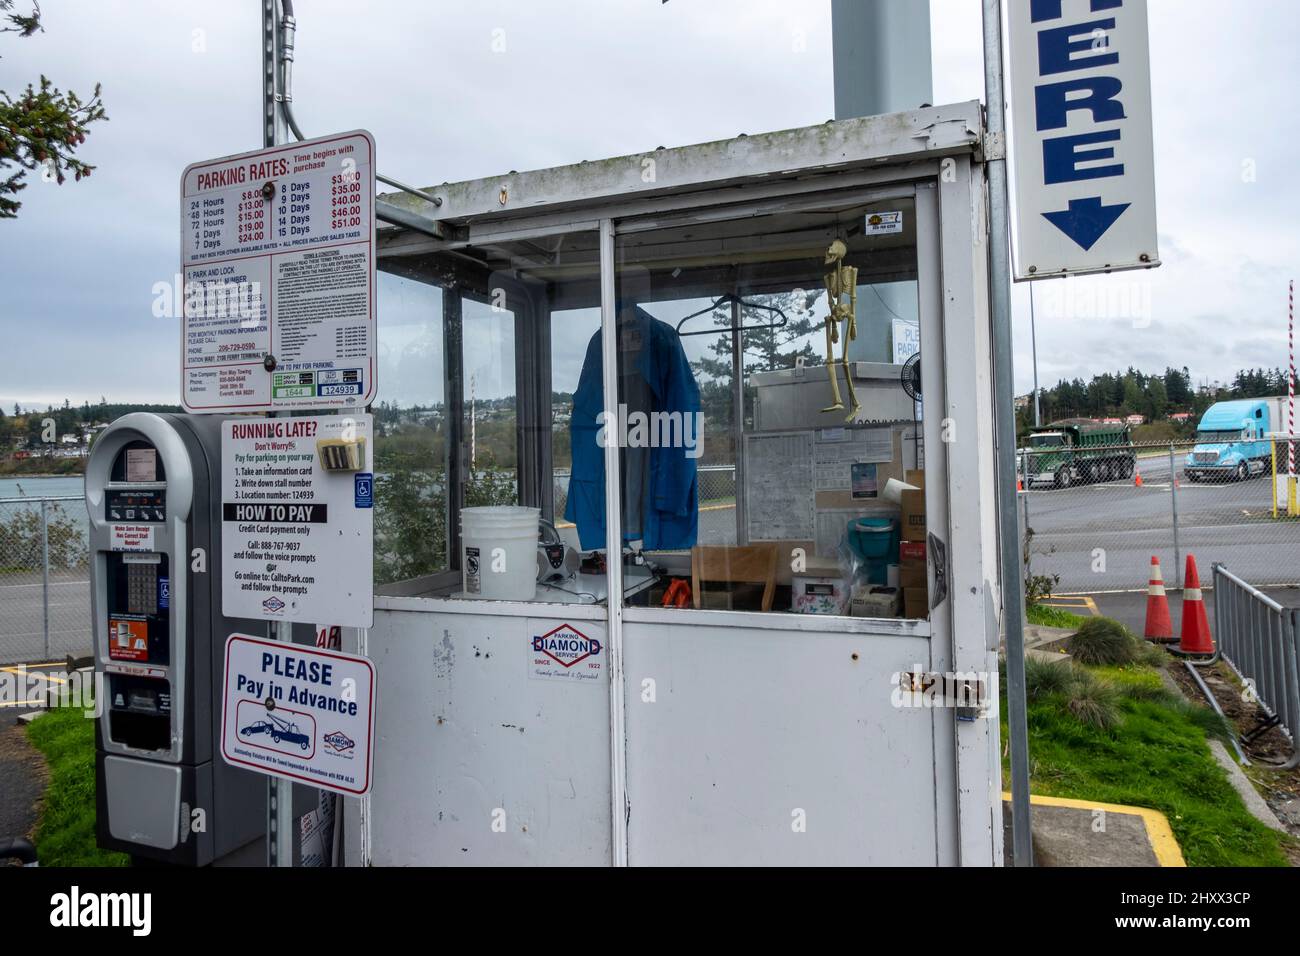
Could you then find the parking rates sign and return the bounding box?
[1007,0,1160,279]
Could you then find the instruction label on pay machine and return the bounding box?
[220,634,375,796]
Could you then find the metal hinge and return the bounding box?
[982,130,1006,162]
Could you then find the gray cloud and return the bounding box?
[1,0,1295,411]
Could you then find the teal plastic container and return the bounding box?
[846,516,899,585]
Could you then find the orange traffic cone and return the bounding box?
[1017,477,1024,491]
[1177,555,1214,655]
[1134,471,1143,487]
[1144,556,1174,642]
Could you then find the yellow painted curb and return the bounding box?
[1002,792,1186,867]
[0,665,66,684]
[1038,595,1100,617]
[1,662,65,670]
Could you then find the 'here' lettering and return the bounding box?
[1031,0,1128,185]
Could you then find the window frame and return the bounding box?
[604,178,939,637]
[372,171,947,636]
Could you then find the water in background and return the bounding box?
[0,475,86,500]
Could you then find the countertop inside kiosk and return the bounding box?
[449,565,658,606]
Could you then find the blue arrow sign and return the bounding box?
[1041,197,1131,252]
[1008,0,1158,277]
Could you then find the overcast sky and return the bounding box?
[2,0,1297,411]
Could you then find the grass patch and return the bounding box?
[1026,603,1087,629]
[25,704,129,867]
[1067,617,1159,666]
[1002,658,1290,866]
[1067,617,1137,665]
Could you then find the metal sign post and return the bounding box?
[983,0,1033,867]
[262,0,291,869]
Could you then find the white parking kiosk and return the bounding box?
[351,101,1004,865]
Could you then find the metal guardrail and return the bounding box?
[1213,563,1300,768]
[0,495,90,665]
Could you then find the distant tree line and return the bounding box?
[1,398,181,449]
[1018,366,1295,436]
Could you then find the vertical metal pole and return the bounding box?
[598,218,629,865]
[262,0,282,150]
[731,299,746,544]
[982,0,1032,867]
[263,0,292,868]
[1272,439,1279,519]
[832,0,933,119]
[444,292,465,567]
[1288,280,1295,481]
[1169,443,1181,590]
[1020,490,1029,579]
[1288,608,1300,753]
[1029,285,1040,428]
[40,498,50,659]
[1289,281,1297,513]
[1019,450,1030,575]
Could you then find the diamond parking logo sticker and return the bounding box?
[324,730,355,755]
[262,596,286,614]
[529,623,604,684]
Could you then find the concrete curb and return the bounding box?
[1207,739,1288,833]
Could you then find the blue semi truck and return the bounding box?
[1184,397,1287,482]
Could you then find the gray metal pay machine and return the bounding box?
[86,412,267,865]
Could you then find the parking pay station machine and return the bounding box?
[86,413,265,864]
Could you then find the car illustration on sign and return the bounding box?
[239,710,312,752]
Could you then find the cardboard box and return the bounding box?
[904,469,926,489]
[792,558,849,614]
[897,540,926,587]
[850,585,901,618]
[904,586,928,620]
[899,488,926,542]
[792,576,849,614]
[899,562,927,589]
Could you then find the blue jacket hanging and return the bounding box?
[565,306,700,551]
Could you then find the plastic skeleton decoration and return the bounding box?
[820,239,860,421]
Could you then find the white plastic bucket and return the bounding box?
[460,506,540,600]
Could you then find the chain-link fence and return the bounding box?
[1021,441,1300,594]
[0,496,91,665]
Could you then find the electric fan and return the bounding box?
[900,352,922,401]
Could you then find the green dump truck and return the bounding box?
[1022,419,1136,489]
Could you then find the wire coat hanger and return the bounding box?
[674,293,789,336]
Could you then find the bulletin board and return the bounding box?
[743,425,918,565]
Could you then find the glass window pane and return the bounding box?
[377,231,603,606]
[551,306,600,539]
[373,266,448,586]
[462,294,519,500]
[613,195,926,619]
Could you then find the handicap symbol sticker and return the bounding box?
[354,472,373,508]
